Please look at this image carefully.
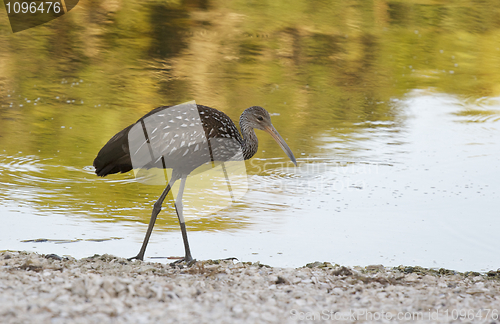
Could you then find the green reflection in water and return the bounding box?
[0,0,499,230]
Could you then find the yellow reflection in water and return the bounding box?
[0,0,499,230]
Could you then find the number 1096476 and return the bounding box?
[5,2,63,14]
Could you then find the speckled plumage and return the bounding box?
[93,105,267,178]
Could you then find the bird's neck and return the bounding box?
[240,121,259,160]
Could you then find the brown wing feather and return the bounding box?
[93,105,243,177]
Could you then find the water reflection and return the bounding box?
[0,0,499,269]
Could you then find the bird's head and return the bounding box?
[241,106,297,166]
[240,106,273,130]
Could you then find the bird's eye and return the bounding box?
[257,116,264,121]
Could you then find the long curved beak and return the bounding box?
[264,125,297,166]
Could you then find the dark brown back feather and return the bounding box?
[93,124,133,177]
[93,105,243,177]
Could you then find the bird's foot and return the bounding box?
[220,257,238,262]
[127,254,144,262]
[170,256,196,268]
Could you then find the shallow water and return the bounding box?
[1,0,499,271]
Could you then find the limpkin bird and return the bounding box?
[93,104,297,263]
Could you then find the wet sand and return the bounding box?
[1,251,499,323]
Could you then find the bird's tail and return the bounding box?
[93,125,134,177]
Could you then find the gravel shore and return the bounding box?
[1,251,499,323]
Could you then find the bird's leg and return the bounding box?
[170,176,195,266]
[128,177,176,261]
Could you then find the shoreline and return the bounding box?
[1,251,499,323]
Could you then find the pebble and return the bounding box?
[1,252,500,323]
